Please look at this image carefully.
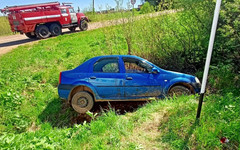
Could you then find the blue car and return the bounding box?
[58,55,201,113]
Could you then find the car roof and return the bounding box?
[92,55,144,60]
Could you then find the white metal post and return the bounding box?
[196,0,222,119]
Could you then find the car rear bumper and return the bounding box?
[58,84,72,100]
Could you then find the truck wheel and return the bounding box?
[71,91,94,114]
[68,27,76,32]
[168,85,191,97]
[25,32,36,39]
[50,23,62,36]
[79,20,88,31]
[35,25,51,39]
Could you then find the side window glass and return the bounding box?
[61,9,67,14]
[123,58,152,73]
[94,58,119,73]
[69,8,75,13]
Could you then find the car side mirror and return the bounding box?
[151,68,159,74]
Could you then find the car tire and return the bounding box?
[68,27,76,32]
[35,25,51,39]
[25,32,37,39]
[50,23,62,36]
[71,91,94,114]
[79,20,88,31]
[168,85,191,97]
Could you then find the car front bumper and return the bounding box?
[191,82,201,93]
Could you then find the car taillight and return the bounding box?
[59,72,62,84]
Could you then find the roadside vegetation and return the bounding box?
[0,0,239,149]
[85,10,140,22]
[0,16,13,36]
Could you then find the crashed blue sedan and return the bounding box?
[58,55,201,113]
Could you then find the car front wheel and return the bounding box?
[168,85,191,97]
[71,91,94,114]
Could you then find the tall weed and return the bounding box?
[0,16,12,36]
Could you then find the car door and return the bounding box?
[123,57,162,98]
[88,57,124,99]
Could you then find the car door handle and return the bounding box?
[90,76,96,79]
[126,77,132,80]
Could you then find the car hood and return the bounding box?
[160,69,196,82]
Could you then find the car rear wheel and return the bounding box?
[50,23,62,36]
[168,85,191,97]
[71,91,94,114]
[79,20,88,31]
[35,25,51,39]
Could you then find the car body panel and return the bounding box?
[58,55,201,101]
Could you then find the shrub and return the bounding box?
[140,2,155,14]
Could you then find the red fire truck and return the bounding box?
[1,2,89,39]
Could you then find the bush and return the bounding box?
[140,2,155,14]
[208,64,240,95]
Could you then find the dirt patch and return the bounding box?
[122,109,170,149]
[70,101,148,125]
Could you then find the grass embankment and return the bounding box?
[0,16,12,36]
[0,24,239,150]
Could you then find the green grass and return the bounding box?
[1,94,239,149]
[0,26,128,133]
[85,10,140,22]
[0,16,13,36]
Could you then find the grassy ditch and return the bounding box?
[1,94,239,149]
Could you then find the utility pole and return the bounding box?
[92,0,95,14]
[131,0,136,16]
[196,0,222,119]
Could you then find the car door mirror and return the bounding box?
[151,68,159,74]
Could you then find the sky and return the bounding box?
[0,0,143,15]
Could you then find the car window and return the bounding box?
[93,58,119,73]
[123,58,152,73]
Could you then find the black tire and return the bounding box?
[49,23,62,36]
[79,20,88,31]
[71,91,94,114]
[25,32,37,39]
[35,25,51,39]
[68,27,76,32]
[168,85,191,97]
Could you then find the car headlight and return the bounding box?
[195,77,200,83]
